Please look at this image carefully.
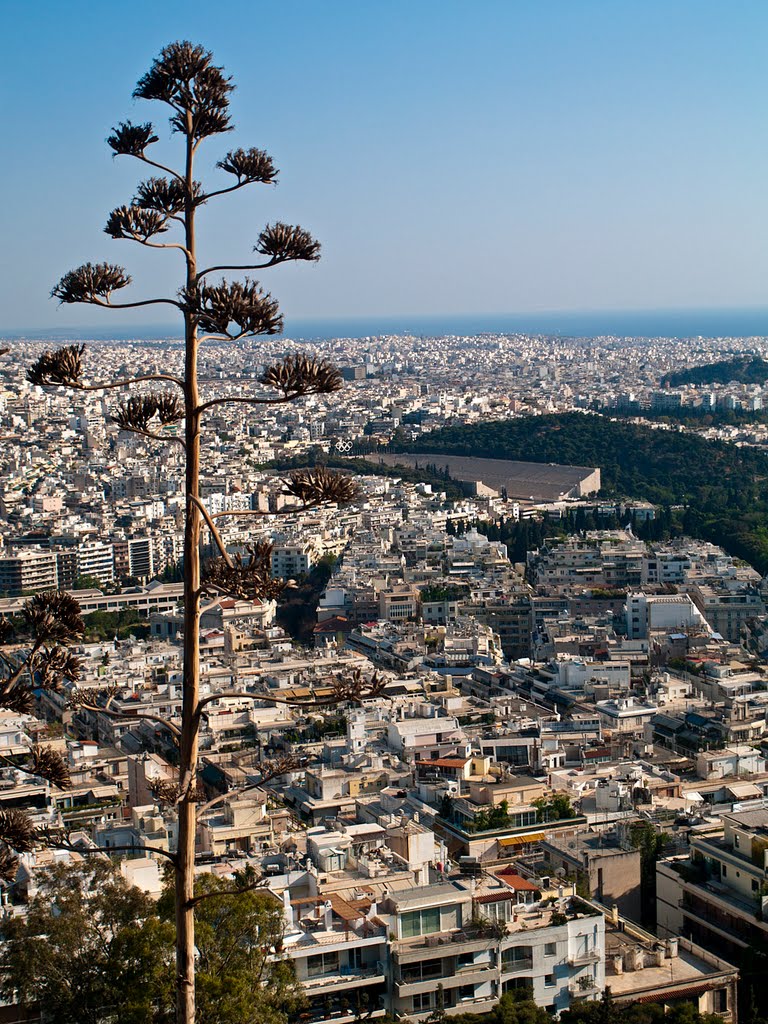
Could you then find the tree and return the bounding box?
[159,874,304,1024]
[20,41,384,1024]
[560,993,725,1024]
[74,574,105,591]
[630,822,669,929]
[1,861,304,1024]
[532,792,575,823]
[0,593,83,881]
[448,990,551,1024]
[0,859,175,1024]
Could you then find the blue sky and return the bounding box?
[2,0,767,331]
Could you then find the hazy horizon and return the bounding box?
[6,304,768,343]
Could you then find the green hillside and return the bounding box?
[404,412,768,573]
[661,356,768,387]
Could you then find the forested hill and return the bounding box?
[400,412,768,572]
[660,356,768,387]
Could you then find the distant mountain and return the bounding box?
[660,357,768,387]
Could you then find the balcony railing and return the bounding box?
[569,982,600,998]
[304,965,386,990]
[501,959,533,974]
[568,951,601,967]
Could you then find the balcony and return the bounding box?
[456,960,494,976]
[303,965,387,993]
[501,959,533,975]
[301,1011,386,1024]
[394,929,490,961]
[396,965,494,998]
[569,981,600,999]
[568,951,601,967]
[291,922,388,950]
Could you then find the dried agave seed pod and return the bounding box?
[260,354,342,398]
[107,120,159,156]
[105,205,169,241]
[148,778,181,805]
[257,755,303,781]
[113,395,160,432]
[133,42,233,140]
[23,591,84,644]
[255,223,320,262]
[0,845,19,884]
[30,746,71,789]
[67,684,118,710]
[27,344,86,388]
[217,147,277,184]
[0,809,36,853]
[184,279,282,337]
[0,686,35,716]
[37,645,82,690]
[51,263,131,304]
[155,392,184,424]
[203,542,284,602]
[133,176,202,214]
[283,466,360,506]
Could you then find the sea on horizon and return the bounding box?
[5,306,768,342]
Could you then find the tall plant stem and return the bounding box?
[177,120,201,1024]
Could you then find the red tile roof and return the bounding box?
[494,871,540,891]
[416,758,470,768]
[474,891,516,904]
[632,983,718,1004]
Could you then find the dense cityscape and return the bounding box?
[3,328,768,1022]
[3,3,768,1022]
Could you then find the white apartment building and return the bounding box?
[0,547,58,595]
[625,593,706,639]
[385,882,605,1019]
[271,540,320,579]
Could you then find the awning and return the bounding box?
[499,832,546,847]
[727,782,763,799]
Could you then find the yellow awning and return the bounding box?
[498,832,545,847]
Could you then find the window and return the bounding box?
[503,978,533,996]
[413,993,433,1012]
[401,907,442,938]
[545,974,556,987]
[458,985,475,1002]
[307,951,340,978]
[753,879,760,893]
[544,942,557,956]
[714,990,728,1013]
[486,901,511,923]
[722,865,727,877]
[502,946,533,973]
[402,960,443,984]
